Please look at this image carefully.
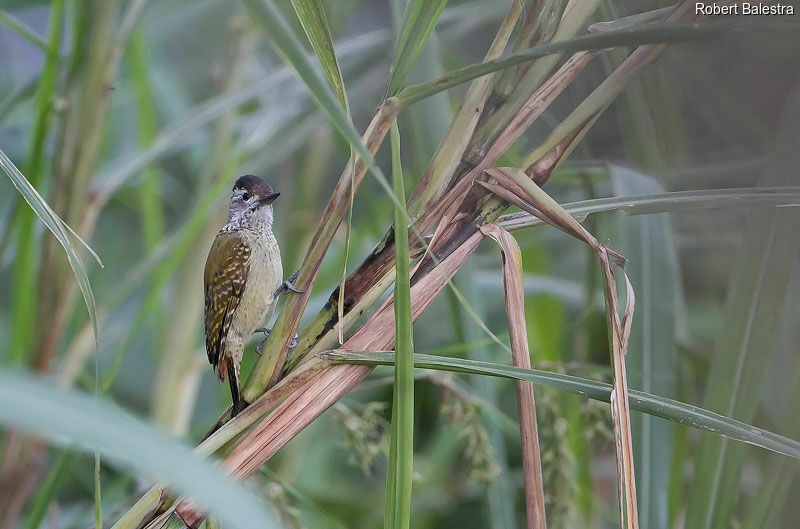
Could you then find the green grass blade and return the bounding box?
[387,0,448,96]
[605,166,679,529]
[325,351,800,460]
[240,0,403,211]
[0,369,281,529]
[286,0,353,345]
[289,0,348,110]
[9,0,63,366]
[386,121,414,529]
[395,21,795,108]
[1,149,99,365]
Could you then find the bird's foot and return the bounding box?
[255,328,271,356]
[254,329,298,354]
[273,270,304,298]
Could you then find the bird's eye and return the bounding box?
[242,192,251,201]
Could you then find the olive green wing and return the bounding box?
[203,231,251,379]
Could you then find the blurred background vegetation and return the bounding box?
[1,0,800,528]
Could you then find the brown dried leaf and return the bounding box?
[479,223,547,529]
[481,168,639,529]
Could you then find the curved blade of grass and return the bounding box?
[0,369,281,529]
[588,5,674,33]
[494,166,639,527]
[240,0,402,211]
[287,0,352,345]
[286,0,353,344]
[385,122,414,529]
[386,0,448,96]
[394,20,797,107]
[289,0,348,109]
[497,186,800,231]
[324,351,800,461]
[1,148,99,357]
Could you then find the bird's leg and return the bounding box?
[255,328,271,356]
[288,333,299,349]
[273,269,304,298]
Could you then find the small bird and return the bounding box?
[204,175,292,416]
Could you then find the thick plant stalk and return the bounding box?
[480,223,547,529]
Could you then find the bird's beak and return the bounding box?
[256,192,280,208]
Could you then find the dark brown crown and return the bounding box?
[233,175,273,196]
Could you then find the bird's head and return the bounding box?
[228,175,280,227]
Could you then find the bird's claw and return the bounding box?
[273,270,304,298]
[289,333,299,350]
[255,328,271,356]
